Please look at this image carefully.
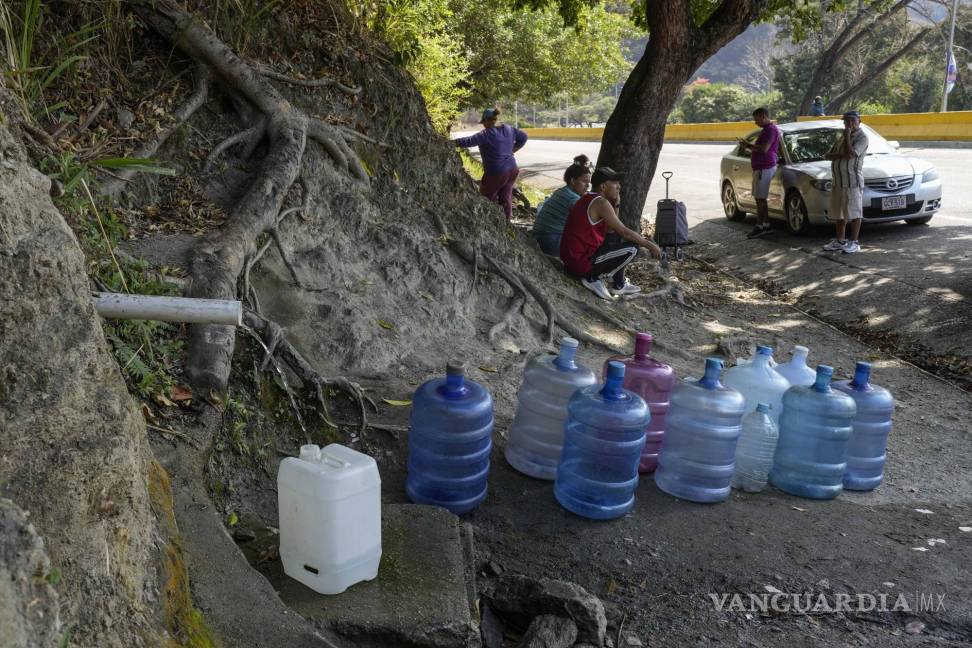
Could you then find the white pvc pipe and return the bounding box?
[93,293,242,326]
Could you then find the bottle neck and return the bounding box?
[850,363,872,389]
[443,371,466,398]
[699,359,723,389]
[812,371,832,393]
[601,374,625,400]
[791,346,809,366]
[553,344,578,370]
[634,334,652,361]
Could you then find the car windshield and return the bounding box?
[783,125,894,163]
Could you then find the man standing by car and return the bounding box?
[823,110,868,254]
[737,107,781,239]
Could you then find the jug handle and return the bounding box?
[320,453,351,469]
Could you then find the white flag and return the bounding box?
[946,50,957,95]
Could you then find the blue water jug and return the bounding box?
[769,365,856,500]
[505,337,597,480]
[833,362,894,491]
[406,361,493,514]
[554,361,649,520]
[654,358,746,503]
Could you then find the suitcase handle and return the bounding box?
[661,171,673,199]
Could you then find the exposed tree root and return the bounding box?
[128,0,371,396]
[256,64,362,96]
[101,64,211,197]
[204,118,266,173]
[428,204,623,352]
[243,311,376,434]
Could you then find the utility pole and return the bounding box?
[514,100,518,128]
[941,0,959,112]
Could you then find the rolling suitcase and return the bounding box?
[654,171,690,261]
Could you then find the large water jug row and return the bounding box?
[395,338,894,516]
[272,338,895,597]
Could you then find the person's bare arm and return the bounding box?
[591,198,662,259]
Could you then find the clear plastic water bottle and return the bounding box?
[723,345,790,423]
[775,345,816,387]
[769,365,856,500]
[554,361,649,520]
[731,403,779,493]
[605,332,676,473]
[505,337,596,480]
[406,361,493,514]
[654,358,746,504]
[833,362,894,491]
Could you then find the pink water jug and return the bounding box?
[604,332,676,472]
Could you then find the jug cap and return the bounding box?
[755,402,771,413]
[601,360,627,400]
[299,444,321,461]
[605,360,626,379]
[851,361,872,388]
[634,332,653,358]
[699,357,724,389]
[560,336,579,349]
[757,345,773,355]
[812,364,834,392]
[446,360,466,376]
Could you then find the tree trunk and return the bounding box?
[597,0,765,231]
[597,51,688,230]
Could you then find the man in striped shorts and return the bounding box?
[823,110,868,254]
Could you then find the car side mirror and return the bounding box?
[887,140,900,149]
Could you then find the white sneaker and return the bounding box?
[823,239,845,252]
[842,240,861,254]
[581,277,615,300]
[613,279,642,295]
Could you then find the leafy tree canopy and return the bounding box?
[511,0,895,43]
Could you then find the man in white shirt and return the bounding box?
[823,110,868,254]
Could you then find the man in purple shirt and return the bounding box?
[737,107,781,239]
[454,107,528,222]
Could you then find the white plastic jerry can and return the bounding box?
[277,443,381,595]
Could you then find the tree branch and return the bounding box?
[826,28,931,112]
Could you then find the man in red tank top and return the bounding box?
[559,167,662,300]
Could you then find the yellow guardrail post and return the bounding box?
[523,112,972,142]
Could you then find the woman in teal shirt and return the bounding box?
[533,155,592,256]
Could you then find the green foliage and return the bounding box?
[39,153,184,400]
[350,0,470,132]
[0,0,94,120]
[771,6,943,118]
[456,2,638,106]
[674,82,783,123]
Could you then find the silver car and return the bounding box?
[720,120,942,234]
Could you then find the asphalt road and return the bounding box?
[513,138,972,223]
[510,138,972,361]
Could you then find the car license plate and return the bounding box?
[882,195,907,210]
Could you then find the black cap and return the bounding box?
[591,166,624,188]
[842,110,861,120]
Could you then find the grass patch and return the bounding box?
[41,153,185,400]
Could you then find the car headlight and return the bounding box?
[810,179,832,192]
[922,168,939,183]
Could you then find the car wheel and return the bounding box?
[785,191,811,235]
[722,182,745,221]
[905,215,933,226]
